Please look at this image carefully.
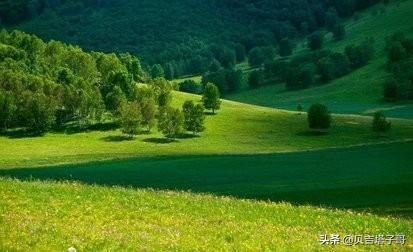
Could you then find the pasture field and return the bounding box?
[1,92,412,169]
[1,177,412,251]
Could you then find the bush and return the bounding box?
[307,32,323,51]
[248,70,264,89]
[372,111,391,135]
[179,80,202,94]
[307,103,331,131]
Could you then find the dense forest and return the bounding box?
[0,29,145,134]
[0,0,380,78]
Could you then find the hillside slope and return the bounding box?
[1,91,413,168]
[228,0,413,118]
[1,178,412,251]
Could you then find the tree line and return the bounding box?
[0,0,380,78]
[0,30,223,139]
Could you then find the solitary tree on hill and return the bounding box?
[307,103,331,132]
[202,83,221,114]
[372,111,391,135]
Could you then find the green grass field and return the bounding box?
[228,0,413,118]
[1,92,412,169]
[1,177,412,251]
[2,141,413,215]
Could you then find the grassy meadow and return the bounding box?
[1,1,413,251]
[1,178,412,251]
[1,92,412,169]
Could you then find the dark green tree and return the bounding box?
[151,64,165,78]
[182,100,205,135]
[0,90,16,132]
[140,97,157,132]
[279,38,293,57]
[119,101,141,138]
[157,106,184,140]
[202,83,221,114]
[333,25,346,41]
[307,32,323,51]
[307,103,332,131]
[372,111,391,135]
[248,70,264,89]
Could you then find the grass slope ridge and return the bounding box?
[1,178,412,251]
[228,0,413,118]
[1,91,413,168]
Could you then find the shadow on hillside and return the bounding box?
[101,135,134,142]
[296,130,329,136]
[1,141,413,218]
[1,122,119,139]
[143,137,177,144]
[54,122,119,135]
[0,129,42,139]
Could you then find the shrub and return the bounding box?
[307,103,331,131]
[372,111,391,135]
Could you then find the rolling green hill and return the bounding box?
[228,0,413,118]
[1,91,413,168]
[1,177,412,251]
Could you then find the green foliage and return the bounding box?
[383,32,413,100]
[307,32,323,51]
[151,64,165,79]
[151,78,172,107]
[179,79,202,94]
[286,65,315,90]
[0,29,146,133]
[372,111,391,134]
[157,106,184,139]
[317,52,350,82]
[345,39,375,69]
[0,90,16,131]
[140,98,157,132]
[248,46,276,67]
[119,101,141,138]
[202,83,221,114]
[333,24,346,41]
[248,70,264,89]
[202,69,242,94]
[182,100,205,135]
[307,103,332,131]
[25,92,56,135]
[279,38,293,57]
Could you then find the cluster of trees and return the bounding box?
[306,104,391,135]
[0,29,149,134]
[383,32,413,101]
[251,39,375,90]
[0,0,380,78]
[119,82,220,140]
[201,68,243,95]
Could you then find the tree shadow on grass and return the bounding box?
[1,129,43,139]
[204,111,216,116]
[101,135,134,142]
[296,130,329,137]
[54,122,119,135]
[143,138,177,144]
